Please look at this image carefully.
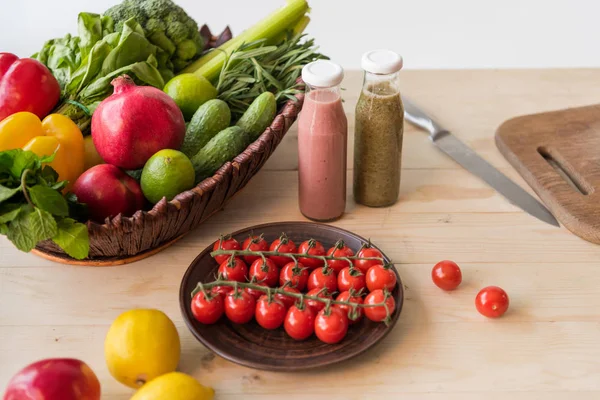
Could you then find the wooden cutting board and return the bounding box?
[495,104,600,244]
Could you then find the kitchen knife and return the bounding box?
[402,97,560,227]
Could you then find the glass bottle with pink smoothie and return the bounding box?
[297,60,348,221]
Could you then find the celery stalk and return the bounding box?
[182,0,309,81]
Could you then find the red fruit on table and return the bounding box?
[326,241,354,273]
[353,246,384,273]
[255,295,287,330]
[3,358,101,400]
[431,260,462,291]
[315,307,349,344]
[242,235,269,264]
[275,286,300,309]
[364,289,395,322]
[475,286,509,318]
[244,282,268,301]
[249,258,279,287]
[335,291,364,324]
[366,264,397,292]
[279,262,309,291]
[72,164,145,222]
[307,267,337,292]
[191,291,224,324]
[298,239,326,269]
[269,234,297,267]
[217,257,248,282]
[0,53,61,122]
[337,267,366,292]
[304,288,331,312]
[213,236,241,264]
[211,285,234,298]
[91,75,185,170]
[224,290,256,324]
[284,305,316,340]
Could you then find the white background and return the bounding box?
[1,0,599,69]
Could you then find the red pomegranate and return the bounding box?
[91,75,185,170]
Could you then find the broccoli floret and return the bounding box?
[103,0,203,71]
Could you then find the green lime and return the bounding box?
[141,149,195,204]
[164,73,217,120]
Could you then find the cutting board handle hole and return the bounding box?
[537,147,592,195]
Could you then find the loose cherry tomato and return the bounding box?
[217,257,248,282]
[213,235,241,264]
[275,286,301,309]
[307,267,337,292]
[335,291,364,324]
[337,267,366,292]
[364,289,395,322]
[431,260,462,291]
[298,239,326,269]
[353,246,384,273]
[269,234,298,267]
[242,235,269,264]
[245,282,268,301]
[191,291,224,324]
[305,288,331,312]
[224,289,256,324]
[475,286,509,318]
[255,295,287,330]
[326,241,354,273]
[279,262,309,291]
[211,285,234,297]
[249,258,279,287]
[315,307,349,344]
[284,305,315,340]
[366,264,397,292]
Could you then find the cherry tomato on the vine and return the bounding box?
[335,291,364,324]
[305,288,331,312]
[269,235,298,267]
[191,291,224,324]
[475,286,509,318]
[431,260,462,291]
[307,267,337,293]
[337,267,366,292]
[364,289,395,322]
[224,289,256,324]
[298,239,326,269]
[211,285,234,297]
[353,246,384,274]
[255,295,287,330]
[366,264,397,292]
[242,235,269,264]
[213,236,241,264]
[245,282,268,301]
[284,305,315,340]
[217,257,248,282]
[249,258,279,287]
[326,242,354,273]
[275,286,300,309]
[279,262,309,291]
[315,307,349,344]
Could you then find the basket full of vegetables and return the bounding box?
[0,0,325,264]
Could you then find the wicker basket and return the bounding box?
[32,91,304,266]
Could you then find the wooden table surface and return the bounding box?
[2,69,600,399]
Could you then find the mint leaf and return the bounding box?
[52,218,89,260]
[0,223,7,235]
[28,208,58,242]
[7,209,37,251]
[0,184,21,202]
[39,151,57,164]
[8,207,58,251]
[28,185,69,216]
[0,203,22,223]
[10,151,38,178]
[41,165,59,184]
[0,150,19,175]
[52,181,68,191]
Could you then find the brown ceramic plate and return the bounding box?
[179,221,403,371]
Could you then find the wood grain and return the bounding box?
[496,105,600,244]
[2,70,600,399]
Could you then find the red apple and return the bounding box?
[73,164,145,222]
[3,358,101,400]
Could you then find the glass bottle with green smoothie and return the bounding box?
[353,50,404,207]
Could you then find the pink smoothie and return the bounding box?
[298,89,348,221]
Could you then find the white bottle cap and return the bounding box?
[361,50,403,74]
[302,60,344,87]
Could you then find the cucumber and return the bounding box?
[191,126,249,183]
[236,92,277,141]
[181,99,231,158]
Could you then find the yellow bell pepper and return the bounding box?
[0,112,85,191]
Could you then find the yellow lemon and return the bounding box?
[130,372,214,400]
[105,309,181,388]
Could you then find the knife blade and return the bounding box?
[402,97,560,227]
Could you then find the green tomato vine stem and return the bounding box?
[210,249,385,263]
